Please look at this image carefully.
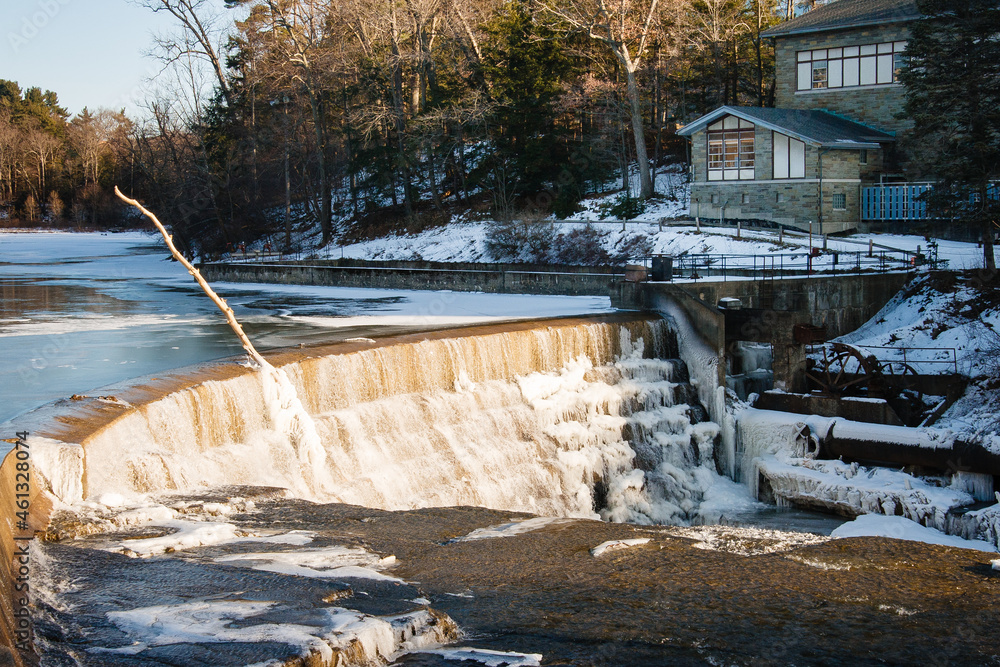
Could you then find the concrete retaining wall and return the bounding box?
[200,260,623,297]
[639,272,911,339]
[619,272,912,392]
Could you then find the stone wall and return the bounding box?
[629,272,912,391]
[200,260,623,297]
[664,271,911,337]
[773,23,913,136]
[689,122,866,233]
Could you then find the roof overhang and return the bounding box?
[761,14,920,39]
[676,106,893,149]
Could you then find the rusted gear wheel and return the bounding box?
[806,343,880,396]
[878,360,923,402]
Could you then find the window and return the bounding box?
[773,133,805,179]
[707,116,755,181]
[832,193,847,210]
[776,192,785,203]
[859,149,868,165]
[797,41,906,90]
[742,193,750,204]
[711,194,720,204]
[812,61,828,88]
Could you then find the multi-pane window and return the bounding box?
[797,41,907,90]
[812,61,828,88]
[773,133,806,179]
[707,116,755,181]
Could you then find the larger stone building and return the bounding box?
[678,0,922,233]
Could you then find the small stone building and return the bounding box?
[678,0,922,232]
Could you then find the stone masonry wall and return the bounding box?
[773,23,913,136]
[689,124,865,233]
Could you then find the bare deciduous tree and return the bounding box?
[142,0,237,107]
[537,0,670,199]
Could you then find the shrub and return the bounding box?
[485,215,556,263]
[612,233,653,264]
[553,224,611,265]
[597,192,646,220]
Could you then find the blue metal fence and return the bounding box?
[861,184,931,221]
[862,182,1000,221]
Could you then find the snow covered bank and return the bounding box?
[736,408,1000,548]
[834,272,1000,450]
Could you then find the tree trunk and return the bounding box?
[306,91,332,245]
[625,67,654,199]
[984,222,996,272]
[457,122,468,202]
[428,139,443,212]
[390,3,415,215]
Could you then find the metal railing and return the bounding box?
[808,343,960,376]
[633,249,918,281]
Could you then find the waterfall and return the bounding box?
[36,317,730,525]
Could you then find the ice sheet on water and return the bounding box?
[450,517,573,542]
[75,498,315,556]
[666,525,829,556]
[414,647,543,666]
[215,546,404,583]
[590,537,651,557]
[758,457,974,522]
[95,602,454,664]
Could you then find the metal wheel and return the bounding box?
[806,343,880,396]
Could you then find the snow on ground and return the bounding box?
[288,173,985,269]
[831,272,1000,446]
[329,218,983,270]
[831,514,997,553]
[317,220,983,271]
[837,273,1000,375]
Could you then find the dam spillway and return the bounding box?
[7,313,1000,666]
[30,314,727,525]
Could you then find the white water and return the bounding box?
[34,319,739,526]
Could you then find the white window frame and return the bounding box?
[796,41,906,90]
[707,117,756,181]
[773,132,805,179]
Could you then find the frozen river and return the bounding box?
[0,231,613,424]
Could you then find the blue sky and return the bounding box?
[0,0,181,117]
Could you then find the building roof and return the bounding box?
[762,0,921,38]
[677,106,896,149]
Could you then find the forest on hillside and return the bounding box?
[0,0,798,256]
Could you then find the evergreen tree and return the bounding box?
[901,0,1000,269]
[480,1,575,196]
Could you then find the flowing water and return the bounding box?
[6,232,998,666]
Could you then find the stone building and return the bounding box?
[678,0,922,233]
